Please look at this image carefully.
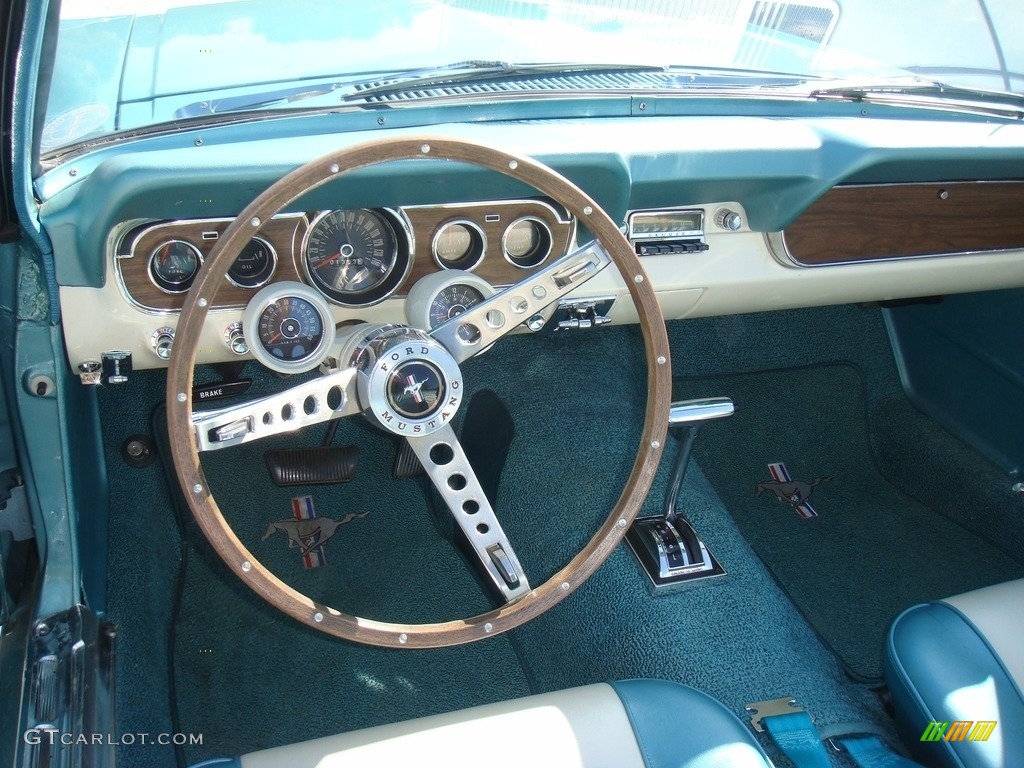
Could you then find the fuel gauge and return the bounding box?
[149,239,202,293]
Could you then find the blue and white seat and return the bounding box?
[195,679,772,768]
[886,578,1024,767]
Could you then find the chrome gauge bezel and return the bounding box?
[404,270,496,332]
[148,239,204,294]
[226,236,279,289]
[300,208,412,308]
[241,281,336,374]
[432,218,487,271]
[502,216,553,269]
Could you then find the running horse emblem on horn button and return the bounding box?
[756,462,830,519]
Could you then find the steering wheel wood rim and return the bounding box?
[166,137,671,648]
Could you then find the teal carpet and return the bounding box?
[680,364,1024,680]
[164,387,534,763]
[102,303,1024,765]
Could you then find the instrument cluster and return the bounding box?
[114,199,574,315]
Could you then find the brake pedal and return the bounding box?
[264,445,359,486]
[393,440,425,479]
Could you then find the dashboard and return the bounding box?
[41,116,1024,378]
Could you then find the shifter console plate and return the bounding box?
[627,517,726,595]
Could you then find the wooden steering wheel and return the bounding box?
[166,137,671,648]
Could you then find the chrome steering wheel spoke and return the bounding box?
[406,425,531,603]
[191,368,360,452]
[429,238,612,363]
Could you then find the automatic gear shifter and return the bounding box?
[627,398,732,593]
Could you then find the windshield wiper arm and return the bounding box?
[808,80,1024,118]
[175,83,343,118]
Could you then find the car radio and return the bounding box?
[627,208,710,255]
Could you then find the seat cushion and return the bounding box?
[885,578,1024,768]
[207,680,770,768]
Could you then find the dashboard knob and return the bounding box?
[225,322,248,355]
[715,208,743,231]
[151,327,175,360]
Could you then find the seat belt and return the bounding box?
[761,711,831,768]
[746,698,922,768]
[833,734,923,768]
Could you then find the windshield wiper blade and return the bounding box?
[175,83,343,118]
[344,62,816,101]
[174,61,810,119]
[342,61,671,101]
[808,80,1024,117]
[173,61,515,118]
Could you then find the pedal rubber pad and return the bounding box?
[393,439,425,479]
[264,445,359,486]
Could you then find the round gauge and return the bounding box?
[302,209,409,306]
[242,282,336,374]
[503,217,552,269]
[227,237,277,289]
[405,270,496,333]
[149,240,202,293]
[429,283,486,329]
[432,220,486,270]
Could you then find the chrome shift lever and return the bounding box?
[663,398,734,522]
[627,397,733,593]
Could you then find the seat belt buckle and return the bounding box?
[744,697,805,733]
[826,733,878,753]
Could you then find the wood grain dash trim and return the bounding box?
[781,182,1024,266]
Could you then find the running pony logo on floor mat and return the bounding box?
[756,463,829,519]
[262,496,368,568]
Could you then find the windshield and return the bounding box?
[41,0,1024,151]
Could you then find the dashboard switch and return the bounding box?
[151,327,175,360]
[548,297,615,332]
[225,323,248,355]
[715,208,743,231]
[77,361,102,386]
[101,352,132,384]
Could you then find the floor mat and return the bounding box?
[679,364,1024,680]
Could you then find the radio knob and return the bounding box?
[151,327,175,360]
[715,208,743,231]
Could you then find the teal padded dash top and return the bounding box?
[609,680,771,768]
[885,597,1024,767]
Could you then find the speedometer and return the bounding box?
[302,209,410,306]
